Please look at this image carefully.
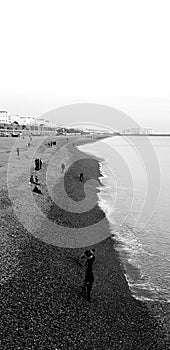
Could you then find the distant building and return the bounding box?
[83,128,113,135]
[19,116,36,126]
[122,128,153,135]
[143,128,153,135]
[34,118,59,129]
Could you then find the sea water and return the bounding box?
[78,136,170,303]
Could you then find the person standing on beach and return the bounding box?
[35,175,39,184]
[33,185,42,194]
[80,249,95,300]
[35,158,39,170]
[80,249,95,267]
[79,172,84,181]
[16,147,20,157]
[85,266,94,302]
[39,158,43,169]
[29,175,34,184]
[61,163,65,173]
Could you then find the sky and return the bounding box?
[0,0,170,132]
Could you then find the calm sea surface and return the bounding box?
[79,136,170,303]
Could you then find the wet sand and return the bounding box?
[0,135,169,349]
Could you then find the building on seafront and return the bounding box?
[0,111,60,134]
[0,111,11,124]
[0,112,37,126]
[0,110,88,136]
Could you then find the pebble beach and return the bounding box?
[0,135,169,349]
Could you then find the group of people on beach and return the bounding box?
[29,174,42,194]
[28,158,43,194]
[16,135,32,156]
[30,157,84,196]
[45,140,56,147]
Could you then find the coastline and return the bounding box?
[0,135,169,349]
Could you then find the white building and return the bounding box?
[19,116,36,126]
[10,114,22,124]
[0,111,59,130]
[0,111,11,124]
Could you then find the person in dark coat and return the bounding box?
[80,249,95,301]
[33,185,42,194]
[35,158,39,170]
[80,249,95,267]
[35,175,40,184]
[61,163,65,173]
[16,147,20,156]
[85,266,94,302]
[79,172,84,181]
[39,159,42,169]
[29,175,34,184]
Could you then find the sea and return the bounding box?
[78,136,170,304]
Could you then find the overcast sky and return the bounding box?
[0,1,170,132]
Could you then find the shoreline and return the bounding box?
[76,138,170,335]
[0,135,169,349]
